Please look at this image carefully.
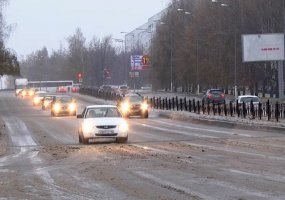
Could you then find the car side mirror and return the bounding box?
[77,114,83,118]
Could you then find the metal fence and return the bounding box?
[146,96,285,122]
[79,88,285,122]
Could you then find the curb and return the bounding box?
[158,111,285,133]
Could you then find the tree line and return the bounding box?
[20,28,147,87]
[0,0,19,76]
[150,0,284,95]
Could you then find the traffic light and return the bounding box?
[77,72,82,80]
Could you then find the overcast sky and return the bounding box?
[5,0,170,57]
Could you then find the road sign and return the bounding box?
[131,55,150,70]
[129,71,139,78]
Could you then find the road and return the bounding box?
[0,91,284,200]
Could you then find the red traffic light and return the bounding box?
[77,72,82,79]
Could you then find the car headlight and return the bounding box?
[68,103,77,112]
[141,102,148,111]
[22,91,27,96]
[44,101,49,107]
[53,103,61,113]
[33,97,40,104]
[29,91,34,96]
[118,122,128,132]
[82,122,93,134]
[121,102,130,114]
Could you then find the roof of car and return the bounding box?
[86,105,117,109]
[124,93,142,97]
[238,95,259,98]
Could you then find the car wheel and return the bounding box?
[42,106,45,110]
[78,133,82,143]
[116,136,128,143]
[143,111,148,118]
[82,135,89,144]
[51,111,54,117]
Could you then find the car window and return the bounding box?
[57,97,72,102]
[210,90,222,94]
[126,96,143,103]
[86,107,121,118]
[45,96,54,100]
[240,97,260,103]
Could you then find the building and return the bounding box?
[124,9,166,54]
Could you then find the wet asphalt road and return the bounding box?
[0,91,285,200]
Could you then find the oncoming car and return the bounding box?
[50,95,77,116]
[42,94,56,110]
[32,91,47,106]
[117,93,149,118]
[77,105,129,144]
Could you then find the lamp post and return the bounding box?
[220,2,238,98]
[160,21,174,92]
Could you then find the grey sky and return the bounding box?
[6,0,170,57]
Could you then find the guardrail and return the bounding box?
[80,88,285,122]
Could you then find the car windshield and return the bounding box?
[86,107,121,118]
[45,96,54,100]
[210,90,223,94]
[37,93,46,97]
[57,96,72,102]
[120,86,128,90]
[240,97,260,103]
[126,96,143,103]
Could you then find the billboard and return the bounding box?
[242,33,284,62]
[130,55,150,70]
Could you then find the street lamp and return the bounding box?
[160,21,174,92]
[219,2,238,98]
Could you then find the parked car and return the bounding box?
[236,95,261,107]
[202,89,225,104]
[50,95,77,116]
[117,93,149,118]
[77,105,129,144]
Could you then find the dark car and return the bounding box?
[50,95,77,116]
[203,89,225,104]
[117,93,149,118]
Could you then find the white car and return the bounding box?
[77,105,129,144]
[236,95,261,107]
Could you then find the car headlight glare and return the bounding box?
[33,97,40,104]
[119,122,128,132]
[141,102,148,111]
[53,103,61,113]
[82,122,93,133]
[68,103,76,111]
[44,101,49,107]
[121,102,130,113]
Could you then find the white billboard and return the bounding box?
[242,33,284,62]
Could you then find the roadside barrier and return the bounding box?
[79,88,284,122]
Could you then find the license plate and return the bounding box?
[98,130,114,134]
